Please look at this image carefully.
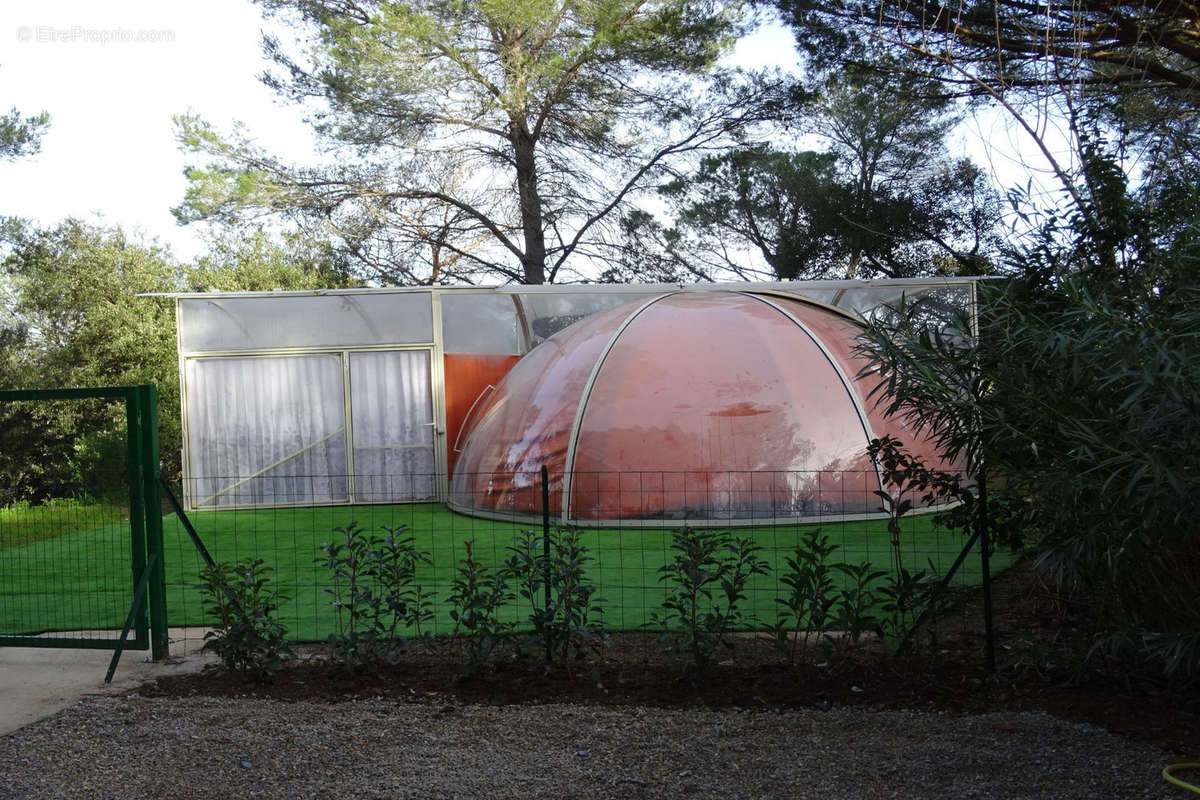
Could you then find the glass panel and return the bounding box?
[570,293,876,519]
[350,350,436,502]
[770,295,965,476]
[448,300,649,516]
[513,292,658,345]
[179,293,434,353]
[443,353,520,476]
[834,284,971,322]
[186,355,348,507]
[441,293,521,354]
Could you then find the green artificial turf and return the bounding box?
[0,500,126,548]
[0,501,1014,641]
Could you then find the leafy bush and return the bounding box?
[854,151,1200,680]
[866,436,971,652]
[198,557,293,680]
[771,529,887,667]
[318,522,433,671]
[68,423,128,502]
[653,528,769,673]
[505,527,605,664]
[877,565,941,647]
[371,525,436,638]
[829,560,888,655]
[771,528,841,665]
[448,540,514,677]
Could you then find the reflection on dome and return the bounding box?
[449,291,958,524]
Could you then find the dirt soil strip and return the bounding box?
[0,695,1175,799]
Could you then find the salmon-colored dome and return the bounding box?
[448,291,955,524]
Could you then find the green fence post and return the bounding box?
[138,385,169,660]
[125,389,149,648]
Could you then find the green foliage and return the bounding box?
[198,557,293,680]
[866,436,983,652]
[876,565,941,648]
[186,227,359,292]
[0,220,182,502]
[978,268,1200,661]
[771,528,840,663]
[318,522,434,671]
[0,219,349,504]
[775,0,1200,103]
[854,141,1200,678]
[0,105,50,160]
[653,528,769,673]
[448,540,514,677]
[505,527,605,664]
[771,528,888,666]
[830,560,888,652]
[175,0,758,284]
[653,62,1001,281]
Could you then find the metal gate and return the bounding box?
[0,385,167,661]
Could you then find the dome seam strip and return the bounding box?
[560,292,675,523]
[738,292,887,498]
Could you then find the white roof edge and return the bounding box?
[140,276,997,300]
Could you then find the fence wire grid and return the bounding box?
[153,470,1005,647]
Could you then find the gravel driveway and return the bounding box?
[0,696,1175,799]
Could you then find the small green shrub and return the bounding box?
[371,525,436,640]
[877,565,940,647]
[505,527,605,664]
[448,540,514,677]
[198,557,293,680]
[868,436,968,652]
[771,528,887,667]
[830,560,887,656]
[771,528,840,665]
[318,521,433,672]
[652,528,769,673]
[772,527,888,666]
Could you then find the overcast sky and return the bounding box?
[0,0,322,260]
[0,1,1059,265]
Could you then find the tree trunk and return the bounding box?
[512,125,547,285]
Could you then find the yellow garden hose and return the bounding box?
[1164,763,1200,794]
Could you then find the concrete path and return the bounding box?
[0,629,212,736]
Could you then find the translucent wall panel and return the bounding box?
[834,284,972,324]
[179,293,433,353]
[350,350,436,502]
[441,293,521,355]
[570,293,876,520]
[440,293,523,475]
[512,292,657,345]
[761,294,963,475]
[444,354,519,476]
[449,301,641,515]
[186,355,348,507]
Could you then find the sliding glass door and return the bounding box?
[185,355,349,508]
[184,348,438,508]
[349,350,437,503]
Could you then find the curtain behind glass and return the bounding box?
[350,350,436,502]
[186,355,348,507]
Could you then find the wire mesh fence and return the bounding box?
[0,392,151,648]
[158,470,1005,649]
[0,495,134,641]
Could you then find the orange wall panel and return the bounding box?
[443,353,520,476]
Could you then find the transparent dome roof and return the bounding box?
[449,290,956,524]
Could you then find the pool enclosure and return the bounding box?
[171,279,977,517]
